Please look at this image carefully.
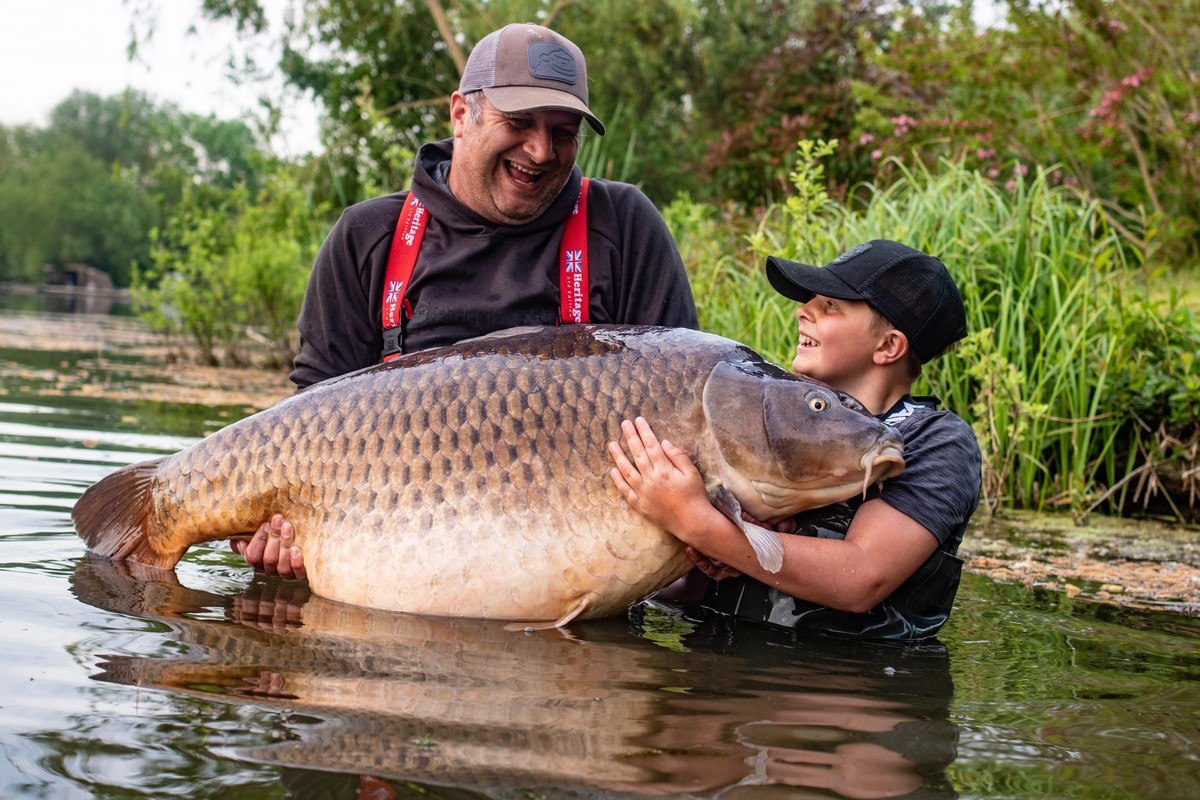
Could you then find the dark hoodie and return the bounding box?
[290,139,699,389]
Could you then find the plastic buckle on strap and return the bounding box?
[382,326,403,360]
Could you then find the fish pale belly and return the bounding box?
[298,500,693,622]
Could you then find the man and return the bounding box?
[609,241,981,640]
[238,23,699,576]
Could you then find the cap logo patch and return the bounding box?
[528,43,577,84]
[830,242,871,264]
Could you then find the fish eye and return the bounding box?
[806,393,829,412]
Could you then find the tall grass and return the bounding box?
[577,104,637,184]
[667,142,1200,520]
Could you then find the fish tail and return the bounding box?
[72,457,181,570]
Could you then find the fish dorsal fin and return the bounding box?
[457,325,549,345]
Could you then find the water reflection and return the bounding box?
[70,556,959,798]
[0,287,132,316]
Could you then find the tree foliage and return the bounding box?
[0,90,271,285]
[191,0,1199,255]
[134,165,331,366]
[5,1,1197,291]
[683,0,891,203]
[855,0,1200,257]
[0,126,155,284]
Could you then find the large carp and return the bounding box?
[73,325,903,627]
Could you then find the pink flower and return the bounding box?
[890,114,917,135]
[871,149,884,160]
[859,133,875,145]
[1120,66,1154,88]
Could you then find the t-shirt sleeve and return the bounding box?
[867,412,981,551]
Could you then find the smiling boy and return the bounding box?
[609,240,982,640]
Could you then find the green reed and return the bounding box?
[668,142,1200,519]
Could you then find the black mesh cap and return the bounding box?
[765,240,968,363]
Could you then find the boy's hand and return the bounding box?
[607,417,712,536]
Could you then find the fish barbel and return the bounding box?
[73,325,903,627]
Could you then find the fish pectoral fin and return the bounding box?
[502,594,594,632]
[742,520,784,574]
[709,486,784,574]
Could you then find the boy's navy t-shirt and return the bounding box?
[860,395,981,555]
[700,395,982,641]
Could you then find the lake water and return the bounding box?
[1,305,1198,799]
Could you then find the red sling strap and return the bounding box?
[381,178,590,362]
[381,193,428,361]
[559,177,590,324]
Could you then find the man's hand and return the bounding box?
[684,545,743,581]
[229,514,306,580]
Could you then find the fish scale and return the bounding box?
[73,324,904,626]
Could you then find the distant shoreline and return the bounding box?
[0,280,131,301]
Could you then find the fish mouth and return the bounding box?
[860,442,905,497]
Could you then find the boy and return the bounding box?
[608,239,982,640]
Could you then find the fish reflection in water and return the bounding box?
[70,556,959,798]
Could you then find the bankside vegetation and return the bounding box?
[669,140,1200,521]
[1,0,1197,520]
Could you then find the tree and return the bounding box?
[857,0,1200,258]
[0,91,272,285]
[200,0,700,203]
[0,136,155,284]
[682,0,891,204]
[135,164,331,365]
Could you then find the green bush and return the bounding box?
[133,167,332,367]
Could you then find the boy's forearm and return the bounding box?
[666,509,895,613]
[662,504,757,568]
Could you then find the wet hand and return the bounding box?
[607,417,711,534]
[230,514,306,580]
[685,546,743,581]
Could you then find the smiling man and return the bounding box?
[286,22,698,389]
[236,23,698,578]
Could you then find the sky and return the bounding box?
[0,0,321,155]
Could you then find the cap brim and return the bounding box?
[765,255,866,302]
[483,86,605,135]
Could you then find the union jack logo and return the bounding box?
[564,248,583,274]
[385,279,404,305]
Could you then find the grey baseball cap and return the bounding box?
[459,23,605,135]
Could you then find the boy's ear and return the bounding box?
[873,329,910,366]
